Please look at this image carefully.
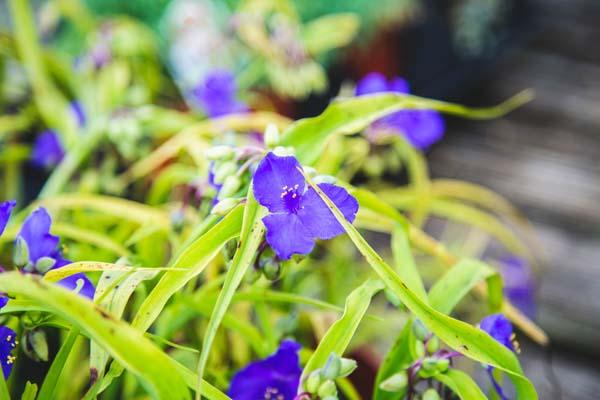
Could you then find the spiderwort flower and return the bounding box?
[499,256,536,319]
[16,208,95,300]
[480,314,516,400]
[355,72,444,150]
[253,152,359,260]
[0,326,17,379]
[192,70,247,117]
[0,201,16,237]
[31,130,65,168]
[228,340,302,400]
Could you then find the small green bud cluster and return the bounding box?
[303,353,358,400]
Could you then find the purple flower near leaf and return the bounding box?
[355,72,444,150]
[480,313,514,400]
[228,340,302,400]
[253,152,359,260]
[192,70,247,118]
[0,201,16,237]
[31,130,65,168]
[0,326,17,379]
[499,256,536,319]
[70,101,86,127]
[17,208,95,300]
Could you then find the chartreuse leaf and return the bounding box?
[429,258,503,315]
[434,369,487,400]
[373,320,415,400]
[38,328,79,400]
[97,206,244,392]
[304,177,538,399]
[281,91,533,165]
[195,188,267,398]
[392,226,427,303]
[0,272,191,400]
[303,13,360,55]
[301,279,384,382]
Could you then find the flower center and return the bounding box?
[264,386,285,400]
[280,184,302,213]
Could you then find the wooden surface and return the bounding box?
[427,0,600,398]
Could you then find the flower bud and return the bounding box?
[35,256,56,274]
[414,340,425,359]
[206,145,235,161]
[214,161,238,184]
[423,388,441,400]
[218,176,241,198]
[22,329,48,362]
[379,371,408,392]
[211,198,239,216]
[317,380,337,398]
[322,353,341,380]
[13,236,30,268]
[264,123,280,148]
[412,319,429,341]
[421,357,449,376]
[305,370,322,393]
[384,288,402,307]
[338,358,358,378]
[426,336,440,354]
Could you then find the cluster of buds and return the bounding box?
[13,237,55,274]
[301,353,357,400]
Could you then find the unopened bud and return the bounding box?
[322,354,341,380]
[426,336,440,354]
[23,329,48,362]
[218,176,241,198]
[214,161,238,184]
[264,123,280,148]
[317,380,337,398]
[414,340,425,359]
[423,388,441,400]
[206,145,234,161]
[305,370,322,393]
[338,358,357,377]
[262,259,280,281]
[13,236,30,268]
[379,371,408,392]
[384,288,402,307]
[35,257,56,274]
[421,357,449,375]
[211,198,239,216]
[412,319,429,341]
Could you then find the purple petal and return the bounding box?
[31,130,65,168]
[253,152,306,213]
[0,297,8,310]
[297,183,359,240]
[70,101,86,127]
[378,109,445,150]
[192,70,247,117]
[355,72,409,96]
[56,273,96,300]
[263,213,315,260]
[17,208,60,263]
[0,326,17,379]
[388,77,410,94]
[499,256,536,319]
[0,200,16,237]
[480,313,514,351]
[228,340,301,400]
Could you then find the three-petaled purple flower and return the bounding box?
[253,152,359,260]
[31,130,65,168]
[499,256,536,319]
[355,72,445,150]
[480,314,515,400]
[228,340,302,400]
[0,326,17,379]
[192,70,247,118]
[16,208,95,299]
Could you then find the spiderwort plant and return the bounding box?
[252,151,359,260]
[192,70,247,118]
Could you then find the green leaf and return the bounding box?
[281,91,533,165]
[38,328,79,400]
[0,272,191,399]
[195,188,267,398]
[392,226,427,303]
[373,320,414,400]
[303,13,360,55]
[434,369,487,400]
[301,279,384,381]
[304,176,538,399]
[428,258,503,315]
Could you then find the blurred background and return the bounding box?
[1,0,599,398]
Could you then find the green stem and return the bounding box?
[37,328,80,400]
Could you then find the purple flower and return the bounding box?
[192,70,247,118]
[17,208,95,300]
[70,101,86,127]
[0,201,16,237]
[0,326,17,379]
[31,130,65,168]
[499,256,536,319]
[480,313,514,400]
[355,72,444,150]
[228,340,302,400]
[253,152,359,260]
